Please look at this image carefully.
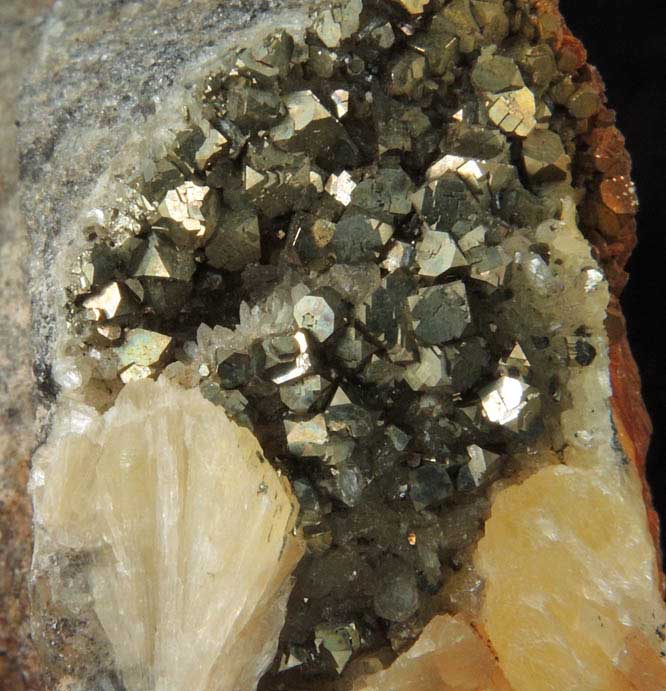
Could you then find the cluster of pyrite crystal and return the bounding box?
[61,0,603,684]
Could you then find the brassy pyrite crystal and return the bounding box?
[27,1,663,690]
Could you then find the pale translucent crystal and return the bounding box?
[353,614,511,690]
[52,355,93,391]
[32,378,303,691]
[196,284,296,368]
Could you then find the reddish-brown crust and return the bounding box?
[533,1,639,294]
[607,300,662,591]
[533,1,660,577]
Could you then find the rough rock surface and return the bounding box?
[0,2,51,688]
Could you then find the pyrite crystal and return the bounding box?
[19,0,663,690]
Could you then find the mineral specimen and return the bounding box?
[20,0,663,689]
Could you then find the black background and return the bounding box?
[559,1,666,553]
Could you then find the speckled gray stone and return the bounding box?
[0,3,50,688]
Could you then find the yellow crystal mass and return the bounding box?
[475,462,666,691]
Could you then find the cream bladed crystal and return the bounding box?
[32,377,303,691]
[475,462,666,689]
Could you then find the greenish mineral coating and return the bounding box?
[133,235,196,282]
[114,328,172,370]
[409,282,472,346]
[415,229,467,277]
[280,374,333,413]
[50,0,600,684]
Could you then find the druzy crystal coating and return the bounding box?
[51,0,623,685]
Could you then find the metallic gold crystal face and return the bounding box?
[53,0,618,685]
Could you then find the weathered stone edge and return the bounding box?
[533,0,660,584]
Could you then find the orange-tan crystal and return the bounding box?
[354,613,510,691]
[475,462,666,690]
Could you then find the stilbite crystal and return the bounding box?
[31,378,303,691]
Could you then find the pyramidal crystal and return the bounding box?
[31,378,303,691]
